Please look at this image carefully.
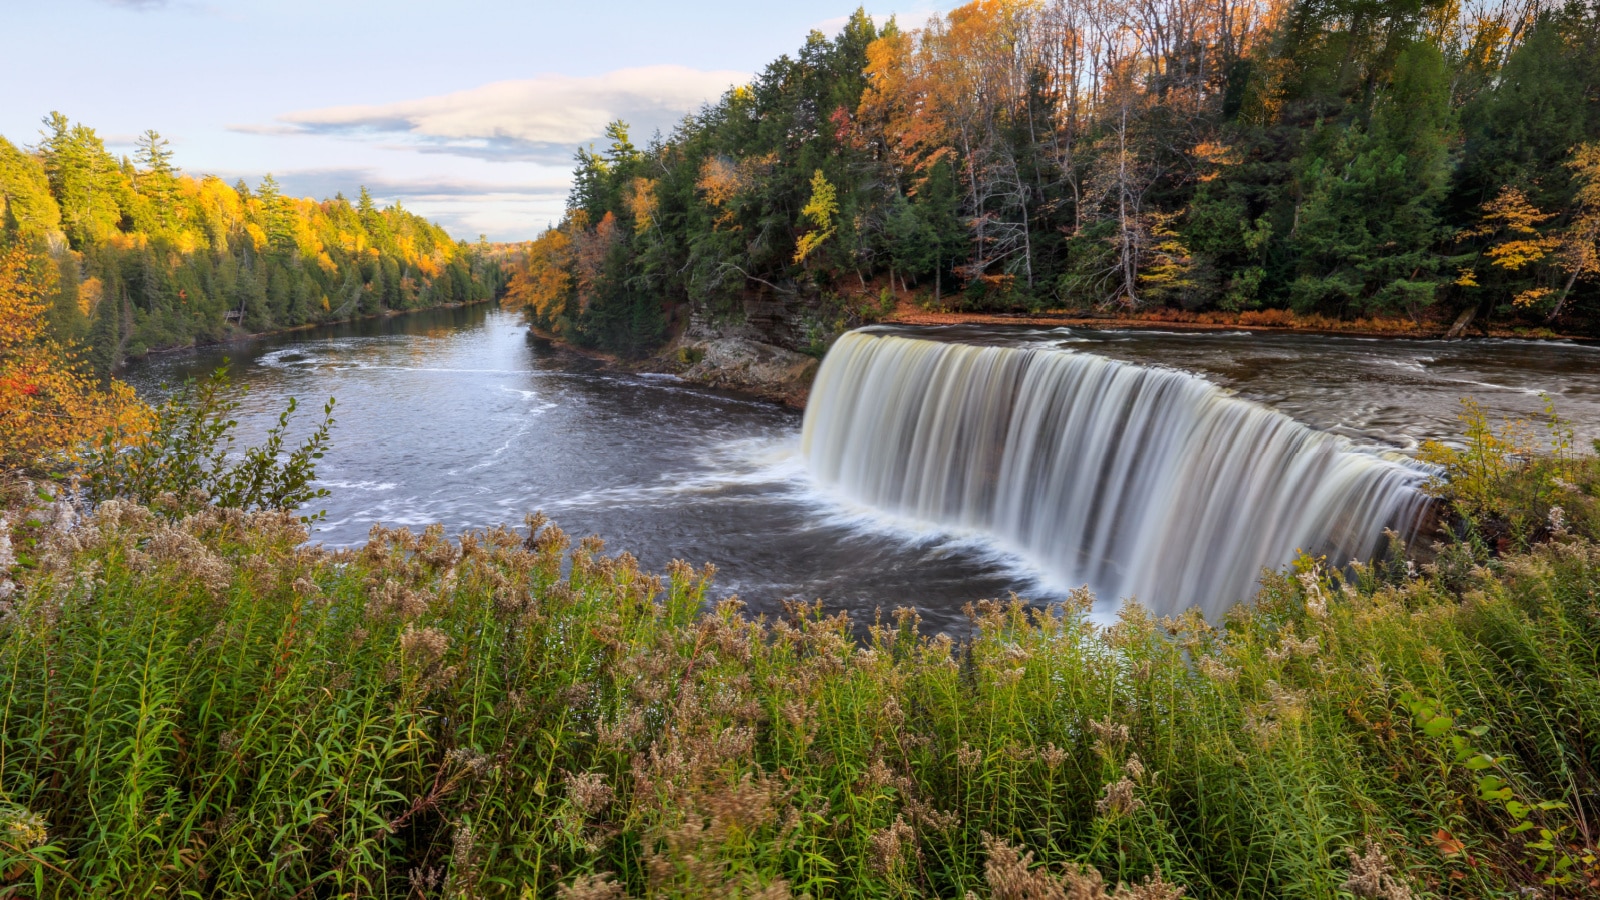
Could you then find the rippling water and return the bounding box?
[123,305,1600,628]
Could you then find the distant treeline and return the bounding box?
[507,0,1600,356]
[0,114,500,374]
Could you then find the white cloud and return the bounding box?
[257,66,748,162]
[202,166,576,241]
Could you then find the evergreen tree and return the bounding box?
[1289,41,1456,315]
[38,112,125,248]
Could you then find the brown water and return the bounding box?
[124,306,1600,628]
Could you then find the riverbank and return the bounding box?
[116,297,498,369]
[881,299,1583,341]
[523,288,1600,415]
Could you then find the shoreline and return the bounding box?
[496,306,1600,414]
[115,298,498,368]
[879,302,1593,342]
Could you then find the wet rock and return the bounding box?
[676,337,818,407]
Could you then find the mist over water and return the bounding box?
[124,305,1600,628]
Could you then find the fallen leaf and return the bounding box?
[1432,828,1466,856]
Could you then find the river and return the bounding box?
[124,304,1600,628]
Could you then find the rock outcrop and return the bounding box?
[673,337,818,407]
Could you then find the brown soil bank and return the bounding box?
[883,301,1583,340]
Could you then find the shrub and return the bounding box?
[1,502,1597,896]
[0,241,149,468]
[83,366,335,521]
[1419,396,1595,551]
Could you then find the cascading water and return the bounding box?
[801,330,1432,618]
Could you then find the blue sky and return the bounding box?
[2,0,948,240]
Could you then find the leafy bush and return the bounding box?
[1420,396,1596,551]
[83,366,335,521]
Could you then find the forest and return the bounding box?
[0,113,499,376]
[504,0,1600,356]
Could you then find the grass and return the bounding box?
[0,409,1597,897]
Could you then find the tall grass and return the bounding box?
[0,483,1597,898]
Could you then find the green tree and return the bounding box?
[38,112,127,248]
[256,174,295,250]
[1457,14,1600,213]
[1289,41,1457,316]
[132,130,179,233]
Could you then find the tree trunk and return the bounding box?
[1546,265,1582,324]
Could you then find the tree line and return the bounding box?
[505,0,1600,356]
[0,113,500,377]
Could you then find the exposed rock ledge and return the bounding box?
[672,337,818,408]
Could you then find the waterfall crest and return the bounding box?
[801,331,1430,617]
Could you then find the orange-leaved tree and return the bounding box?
[502,225,575,325]
[0,241,148,467]
[1548,142,1600,322]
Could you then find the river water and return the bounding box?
[124,304,1600,628]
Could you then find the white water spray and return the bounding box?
[802,331,1430,617]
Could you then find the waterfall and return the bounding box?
[801,330,1431,617]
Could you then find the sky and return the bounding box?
[1,0,952,241]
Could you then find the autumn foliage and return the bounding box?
[502,227,573,324]
[522,1,1600,356]
[0,116,497,377]
[0,242,147,467]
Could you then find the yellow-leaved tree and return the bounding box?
[1548,142,1600,322]
[1455,186,1560,308]
[0,242,148,467]
[793,169,838,265]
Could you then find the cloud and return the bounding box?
[227,123,304,137]
[97,0,220,14]
[202,167,574,241]
[250,66,748,163]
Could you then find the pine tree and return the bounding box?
[1290,41,1456,316]
[38,112,126,248]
